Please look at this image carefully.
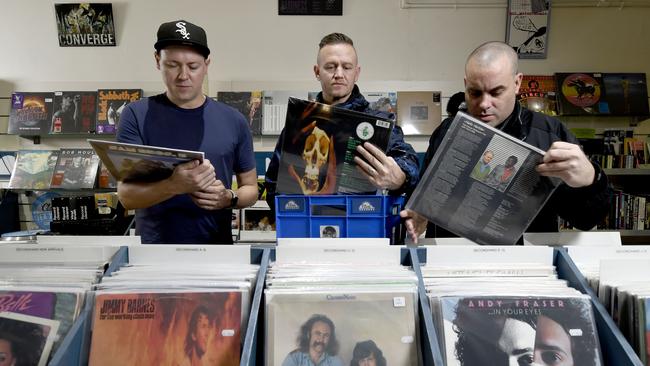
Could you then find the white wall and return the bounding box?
[1,0,649,152]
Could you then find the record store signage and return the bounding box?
[279,0,343,15]
[55,3,116,47]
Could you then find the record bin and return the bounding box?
[554,248,643,366]
[49,247,128,366]
[413,246,643,366]
[275,194,404,243]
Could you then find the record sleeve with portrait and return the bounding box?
[50,148,101,189]
[265,289,420,366]
[50,91,98,134]
[440,295,602,366]
[0,311,61,366]
[0,288,85,355]
[89,291,242,366]
[406,112,560,245]
[95,89,142,134]
[276,98,394,195]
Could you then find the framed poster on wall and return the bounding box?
[506,0,550,59]
[55,3,116,47]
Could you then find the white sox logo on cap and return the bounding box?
[175,22,190,40]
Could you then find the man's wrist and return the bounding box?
[227,189,239,209]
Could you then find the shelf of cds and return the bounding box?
[1,242,646,366]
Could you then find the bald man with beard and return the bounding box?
[402,41,610,243]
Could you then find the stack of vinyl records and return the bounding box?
[87,247,259,366]
[265,243,421,365]
[0,245,107,366]
[569,246,650,365]
[422,246,603,366]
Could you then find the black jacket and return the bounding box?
[264,85,420,218]
[421,102,611,239]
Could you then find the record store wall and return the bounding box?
[1,0,649,153]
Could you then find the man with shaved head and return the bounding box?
[403,41,610,243]
[264,33,419,216]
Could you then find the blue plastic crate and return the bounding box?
[275,195,404,241]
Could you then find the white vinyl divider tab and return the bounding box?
[524,231,622,246]
[0,245,110,262]
[424,245,554,266]
[37,235,142,246]
[276,238,390,246]
[275,244,401,265]
[127,245,251,265]
[600,258,650,284]
[567,245,650,267]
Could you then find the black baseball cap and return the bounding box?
[154,20,210,58]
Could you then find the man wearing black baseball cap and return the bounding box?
[115,20,258,244]
[154,20,210,59]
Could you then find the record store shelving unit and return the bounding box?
[603,168,650,244]
[45,245,642,366]
[560,114,650,244]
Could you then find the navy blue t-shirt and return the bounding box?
[117,94,255,244]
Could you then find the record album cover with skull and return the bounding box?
[277,98,394,195]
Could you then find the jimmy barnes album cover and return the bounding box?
[8,92,54,135]
[54,3,116,47]
[440,296,602,366]
[96,89,142,134]
[407,112,560,245]
[276,97,394,195]
[89,291,242,366]
[265,290,419,366]
[87,139,204,183]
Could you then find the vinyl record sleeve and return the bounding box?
[50,91,98,134]
[54,3,116,47]
[216,91,263,136]
[262,91,311,135]
[50,148,100,189]
[555,73,607,115]
[518,75,558,116]
[265,290,419,366]
[87,139,204,183]
[7,92,54,135]
[0,289,84,355]
[639,298,650,362]
[366,91,398,115]
[396,91,442,135]
[95,89,142,134]
[440,296,602,366]
[601,73,649,116]
[276,98,394,195]
[8,150,59,189]
[406,112,560,245]
[0,311,60,366]
[89,291,242,366]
